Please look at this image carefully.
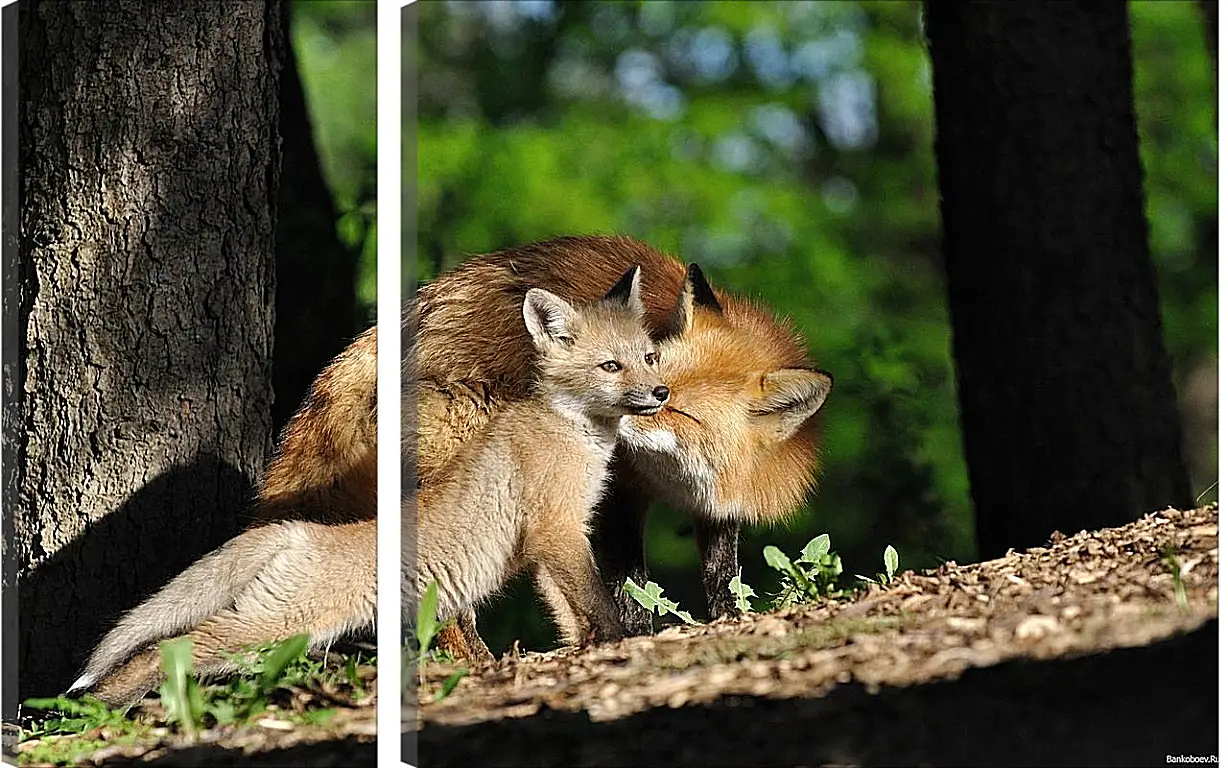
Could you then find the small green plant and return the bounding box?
[215,634,323,722]
[158,637,206,739]
[17,695,147,768]
[856,544,901,586]
[756,535,904,609]
[160,633,342,729]
[411,581,470,701]
[415,581,442,669]
[1162,548,1190,612]
[1196,481,1218,504]
[20,694,133,740]
[19,635,366,765]
[763,534,845,606]
[623,578,701,626]
[344,653,368,698]
[728,568,757,612]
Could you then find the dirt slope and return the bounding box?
[415,506,1219,767]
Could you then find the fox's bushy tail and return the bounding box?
[68,522,293,694]
[72,518,379,708]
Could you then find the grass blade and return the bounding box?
[259,634,311,692]
[158,638,202,740]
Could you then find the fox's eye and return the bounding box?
[599,361,622,373]
[644,351,658,366]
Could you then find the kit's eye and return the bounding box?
[599,361,622,373]
[644,351,658,366]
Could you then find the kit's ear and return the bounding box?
[664,263,722,339]
[602,265,645,318]
[751,368,833,441]
[523,288,578,349]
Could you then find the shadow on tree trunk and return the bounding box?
[16,456,252,699]
[272,1,360,437]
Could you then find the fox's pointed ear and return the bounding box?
[523,288,578,349]
[751,368,833,441]
[687,263,722,315]
[603,265,644,317]
[664,263,723,339]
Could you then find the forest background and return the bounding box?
[404,1,1215,651]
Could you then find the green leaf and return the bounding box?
[304,708,338,725]
[623,578,661,613]
[434,668,469,702]
[259,634,311,692]
[157,638,203,738]
[763,545,793,573]
[23,695,107,718]
[1195,481,1217,503]
[622,578,701,625]
[728,569,757,613]
[672,607,701,625]
[884,545,899,581]
[417,581,441,666]
[344,655,365,694]
[827,554,844,579]
[624,578,685,618]
[206,699,237,726]
[799,534,831,563]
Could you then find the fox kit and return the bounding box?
[409,265,666,643]
[416,236,831,651]
[70,267,661,704]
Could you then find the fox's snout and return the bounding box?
[622,384,670,415]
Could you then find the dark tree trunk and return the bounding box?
[272,0,359,437]
[6,0,282,701]
[924,1,1192,558]
[1199,0,1217,70]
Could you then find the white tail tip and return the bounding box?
[67,673,95,693]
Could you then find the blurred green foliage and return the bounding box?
[411,1,1217,652]
[291,0,378,320]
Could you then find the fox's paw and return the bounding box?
[79,647,163,709]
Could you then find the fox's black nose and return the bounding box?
[652,385,670,402]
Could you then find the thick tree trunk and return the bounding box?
[7,0,282,700]
[924,1,1192,558]
[272,0,358,436]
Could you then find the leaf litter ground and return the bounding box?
[8,652,376,767]
[416,505,1218,766]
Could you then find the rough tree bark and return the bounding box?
[924,1,1192,558]
[6,0,283,700]
[272,0,359,436]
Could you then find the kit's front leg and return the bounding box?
[528,527,623,645]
